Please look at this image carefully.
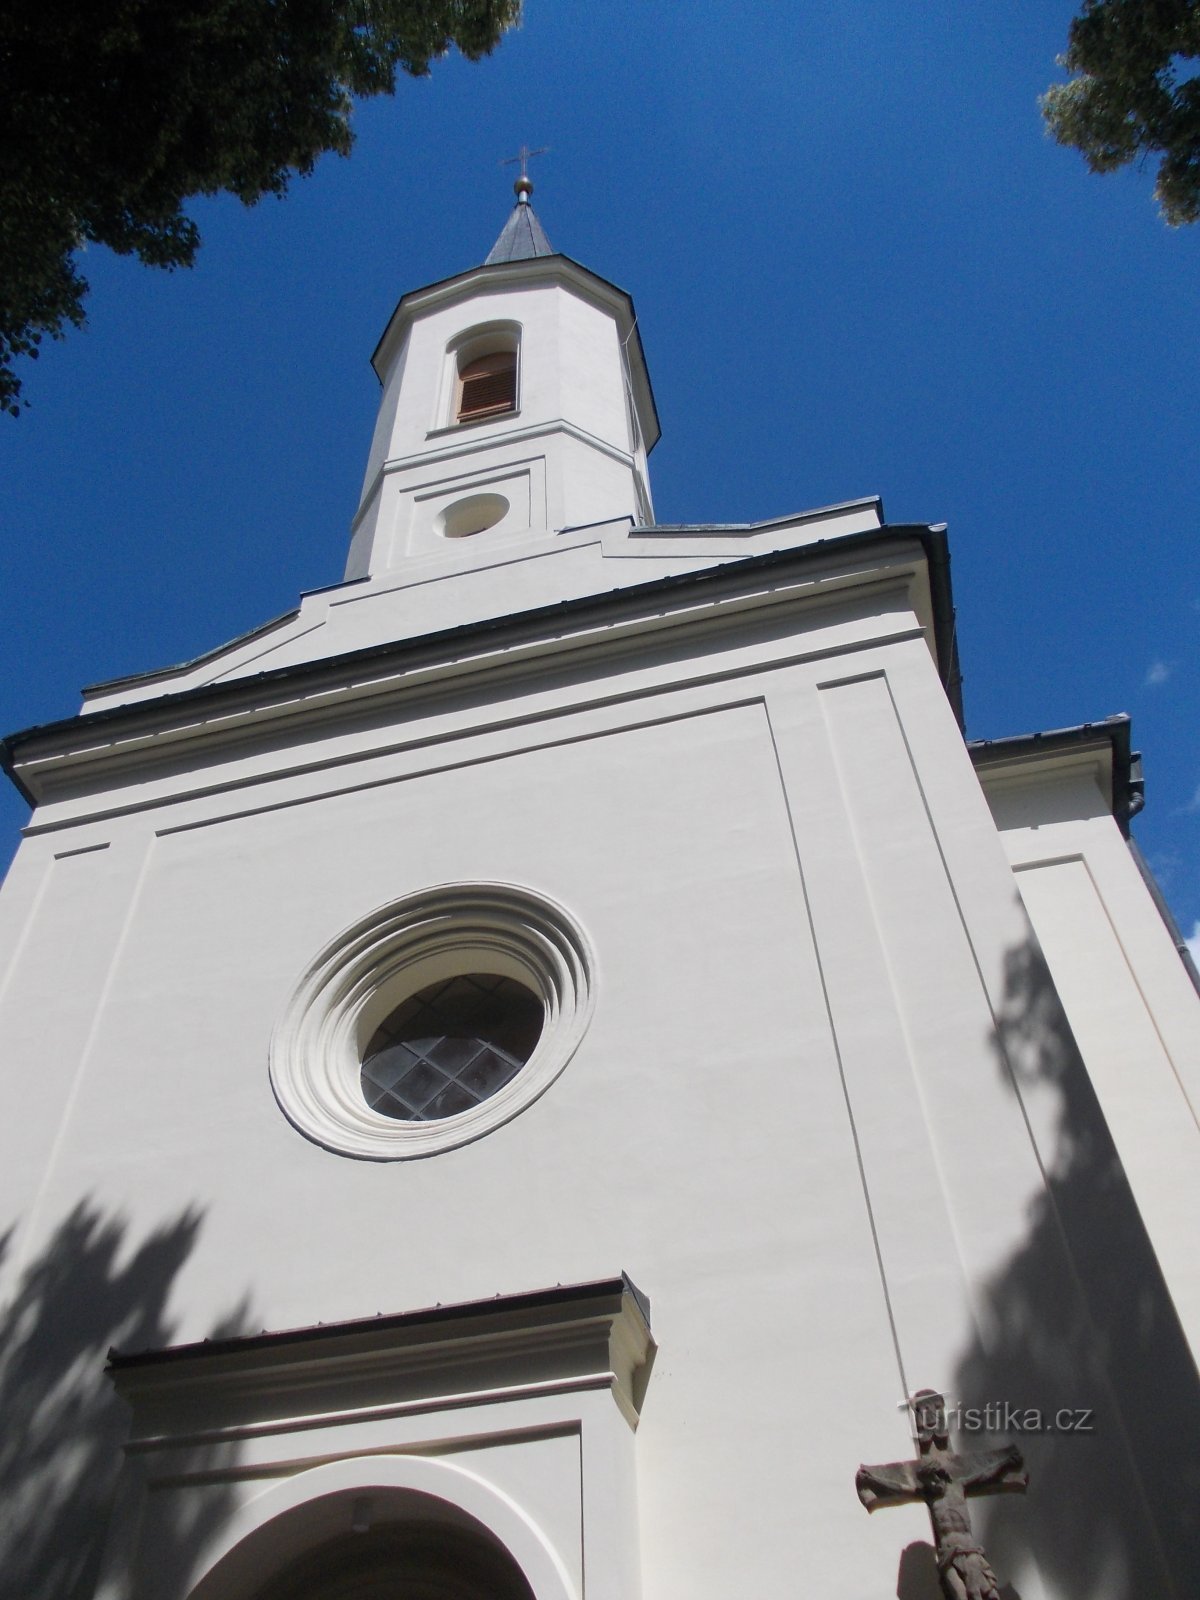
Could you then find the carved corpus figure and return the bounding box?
[856,1390,1028,1600]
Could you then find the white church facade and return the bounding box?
[1,181,1199,1600]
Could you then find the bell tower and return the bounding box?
[346,178,659,580]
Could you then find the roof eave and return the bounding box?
[2,521,956,807]
[968,714,1139,832]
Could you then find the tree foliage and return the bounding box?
[0,0,520,415]
[1042,1,1200,225]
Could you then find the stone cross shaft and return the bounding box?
[856,1390,1028,1600]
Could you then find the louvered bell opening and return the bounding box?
[457,352,516,422]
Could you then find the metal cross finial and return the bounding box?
[502,144,549,201]
[503,144,548,180]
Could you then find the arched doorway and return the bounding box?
[184,1456,577,1600]
[250,1522,535,1600]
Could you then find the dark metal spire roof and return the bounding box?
[485,177,554,264]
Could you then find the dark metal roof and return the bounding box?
[1129,834,1200,995]
[108,1273,650,1369]
[0,522,962,812]
[92,503,865,709]
[630,495,884,536]
[968,716,1200,994]
[81,605,301,697]
[485,197,554,264]
[967,714,1141,831]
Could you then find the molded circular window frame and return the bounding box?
[270,884,595,1160]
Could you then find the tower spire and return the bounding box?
[486,148,554,264]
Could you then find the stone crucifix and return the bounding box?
[856,1390,1028,1600]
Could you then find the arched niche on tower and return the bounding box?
[185,1456,575,1600]
[441,320,522,430]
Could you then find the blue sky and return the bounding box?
[2,2,1198,942]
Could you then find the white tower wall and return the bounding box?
[348,264,654,581]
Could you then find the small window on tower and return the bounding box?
[456,349,517,423]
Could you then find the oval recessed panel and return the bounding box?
[438,493,509,539]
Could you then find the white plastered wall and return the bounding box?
[982,757,1200,1364]
[3,557,1198,1598]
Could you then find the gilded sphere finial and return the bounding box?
[514,174,534,202]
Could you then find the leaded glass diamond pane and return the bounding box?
[428,1034,480,1072]
[460,1046,522,1098]
[423,1081,478,1120]
[361,975,543,1123]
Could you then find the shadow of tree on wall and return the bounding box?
[0,1200,248,1600]
[952,930,1200,1600]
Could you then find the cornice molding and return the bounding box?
[3,533,937,817]
[110,1275,655,1442]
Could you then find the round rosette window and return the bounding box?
[270,884,595,1159]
